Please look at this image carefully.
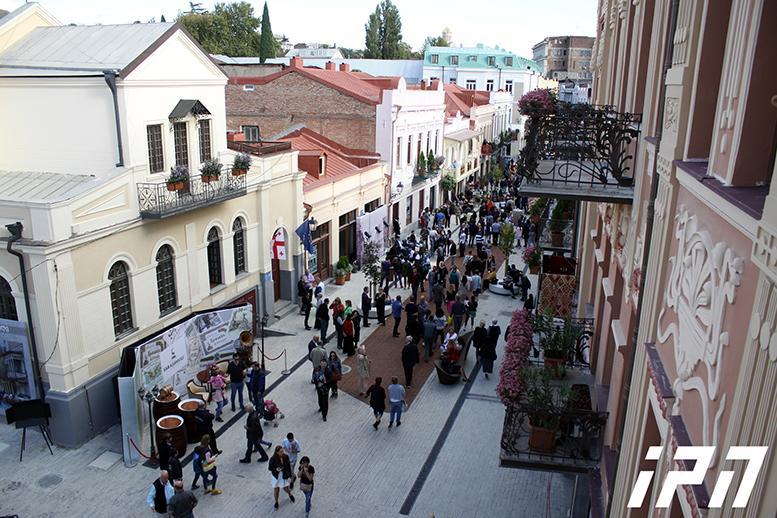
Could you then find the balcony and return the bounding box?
[537,217,575,251]
[137,173,247,219]
[518,104,641,203]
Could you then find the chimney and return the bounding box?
[227,131,245,142]
[339,63,350,72]
[325,61,336,70]
[290,56,303,68]
[420,80,427,90]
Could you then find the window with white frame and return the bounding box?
[487,56,495,66]
[155,245,177,315]
[450,55,458,65]
[430,54,439,64]
[486,80,494,92]
[505,56,513,66]
[173,122,189,167]
[146,124,164,173]
[198,119,212,162]
[241,125,260,142]
[449,77,457,84]
[505,80,513,93]
[109,261,134,337]
[465,80,476,90]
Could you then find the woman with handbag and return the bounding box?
[269,445,295,509]
[327,351,342,398]
[298,456,316,518]
[197,435,222,495]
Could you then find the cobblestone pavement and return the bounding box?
[0,247,577,518]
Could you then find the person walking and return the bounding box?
[308,339,327,376]
[451,296,466,333]
[226,353,246,412]
[195,435,221,495]
[479,326,498,379]
[361,286,372,327]
[147,470,174,514]
[298,456,316,518]
[168,479,198,518]
[524,293,535,314]
[366,377,386,430]
[342,314,356,356]
[312,360,329,422]
[356,345,371,396]
[327,351,342,398]
[391,296,403,337]
[315,298,330,343]
[422,311,436,362]
[208,368,227,422]
[269,445,295,510]
[334,310,345,351]
[168,447,183,482]
[472,320,488,364]
[193,401,220,454]
[240,403,269,463]
[281,432,302,489]
[401,337,420,389]
[246,362,266,407]
[158,433,173,473]
[387,377,406,428]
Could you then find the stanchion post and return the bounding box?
[281,349,290,375]
[124,434,138,468]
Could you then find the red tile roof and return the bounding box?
[442,84,491,117]
[276,127,383,191]
[227,63,400,105]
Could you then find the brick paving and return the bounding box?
[0,245,576,518]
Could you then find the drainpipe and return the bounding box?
[5,222,46,401]
[606,1,680,516]
[103,70,125,167]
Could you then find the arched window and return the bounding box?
[207,227,223,287]
[155,245,177,315]
[108,261,134,336]
[233,218,246,275]
[0,276,18,321]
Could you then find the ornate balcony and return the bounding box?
[518,104,641,203]
[137,173,247,219]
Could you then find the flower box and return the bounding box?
[232,168,247,176]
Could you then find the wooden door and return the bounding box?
[271,258,281,301]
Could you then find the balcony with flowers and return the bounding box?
[516,89,641,204]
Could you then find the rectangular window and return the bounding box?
[468,55,477,62]
[487,56,495,66]
[466,80,476,90]
[396,137,401,167]
[505,56,513,66]
[173,122,188,167]
[407,136,412,165]
[241,125,260,142]
[430,54,439,64]
[198,119,212,162]
[486,79,494,92]
[405,195,413,224]
[417,134,422,163]
[364,198,381,213]
[450,55,459,65]
[242,84,255,91]
[505,80,513,93]
[449,77,457,84]
[146,124,164,173]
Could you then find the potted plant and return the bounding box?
[232,153,251,176]
[520,366,562,453]
[549,200,570,247]
[416,151,427,176]
[440,173,456,192]
[523,246,541,274]
[518,88,558,117]
[335,256,351,284]
[200,159,223,183]
[527,198,547,223]
[537,316,582,379]
[166,165,189,191]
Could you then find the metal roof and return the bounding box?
[0,171,99,203]
[168,99,211,120]
[0,23,175,73]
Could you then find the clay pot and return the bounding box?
[528,424,557,453]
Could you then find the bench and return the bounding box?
[434,330,474,384]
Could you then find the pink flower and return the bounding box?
[496,310,534,406]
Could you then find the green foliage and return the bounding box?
[259,2,278,62]
[178,2,260,57]
[199,159,223,176]
[492,163,504,182]
[361,240,383,293]
[498,222,516,258]
[364,0,406,59]
[417,151,426,174]
[519,366,567,428]
[232,153,252,170]
[550,200,571,232]
[535,314,582,361]
[336,255,352,274]
[440,174,456,192]
[423,34,449,48]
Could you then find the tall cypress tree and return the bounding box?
[364,6,381,59]
[380,0,402,59]
[259,2,275,63]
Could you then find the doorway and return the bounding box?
[271,258,281,301]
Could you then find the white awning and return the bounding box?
[444,129,479,142]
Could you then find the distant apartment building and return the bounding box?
[532,36,594,84]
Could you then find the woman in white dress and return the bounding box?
[356,346,371,396]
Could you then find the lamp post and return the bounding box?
[138,385,159,462]
[260,315,270,372]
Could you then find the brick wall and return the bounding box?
[226,73,377,151]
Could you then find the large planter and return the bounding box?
[550,232,564,247]
[529,264,540,275]
[543,356,565,379]
[167,183,177,192]
[528,424,557,453]
[335,275,346,286]
[345,271,352,281]
[167,181,185,192]
[232,168,247,176]
[201,174,219,183]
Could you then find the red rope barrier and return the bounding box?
[128,435,152,460]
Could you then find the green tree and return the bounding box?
[259,2,278,62]
[178,2,260,57]
[364,6,381,58]
[423,35,449,48]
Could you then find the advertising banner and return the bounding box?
[135,304,253,395]
[0,318,36,414]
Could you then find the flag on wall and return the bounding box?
[271,228,287,260]
[295,220,314,254]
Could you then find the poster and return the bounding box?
[136,305,253,395]
[0,318,36,414]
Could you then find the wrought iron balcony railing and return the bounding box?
[537,217,575,251]
[518,104,641,202]
[137,173,247,219]
[527,317,595,373]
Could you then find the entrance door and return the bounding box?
[392,202,399,223]
[418,189,425,216]
[271,258,281,301]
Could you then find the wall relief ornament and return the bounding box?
[657,207,745,466]
[748,279,777,362]
[663,97,679,132]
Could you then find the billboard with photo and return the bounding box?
[0,318,36,414]
[135,304,253,395]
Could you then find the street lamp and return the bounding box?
[260,314,270,372]
[137,385,160,463]
[308,217,318,232]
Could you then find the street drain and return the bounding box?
[37,474,63,488]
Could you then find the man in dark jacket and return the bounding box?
[422,311,436,362]
[193,401,220,454]
[246,363,266,407]
[315,298,330,343]
[361,286,372,327]
[240,403,269,463]
[226,353,246,412]
[375,290,386,325]
[167,480,198,518]
[401,336,420,388]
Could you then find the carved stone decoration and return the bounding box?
[753,222,777,281]
[657,206,745,466]
[664,97,679,132]
[748,279,777,362]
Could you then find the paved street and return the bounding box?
[0,250,577,518]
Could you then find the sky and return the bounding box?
[2,0,598,58]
